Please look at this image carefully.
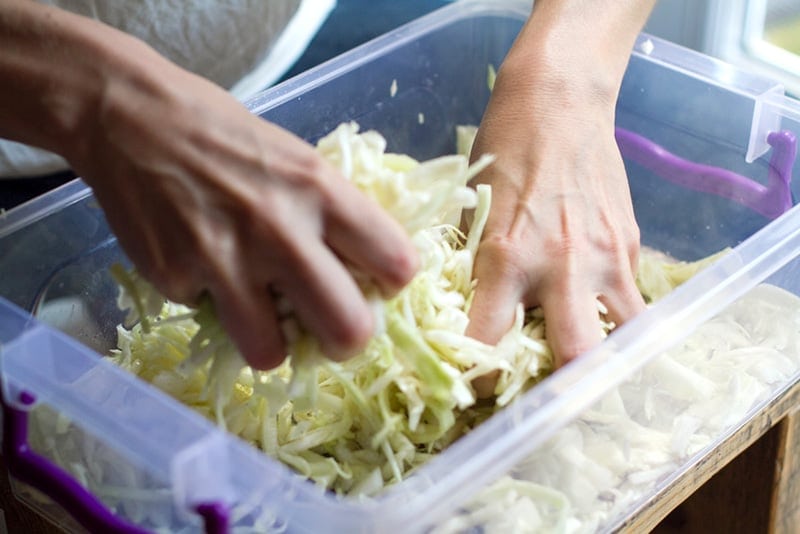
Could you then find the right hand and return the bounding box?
[463,0,656,397]
[70,46,418,370]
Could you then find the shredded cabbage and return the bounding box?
[636,246,731,303]
[25,120,789,534]
[434,283,800,534]
[109,122,559,496]
[107,122,732,501]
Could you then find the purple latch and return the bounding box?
[1,390,231,534]
[616,127,797,219]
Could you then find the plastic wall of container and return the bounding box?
[432,279,800,533]
[1,1,800,532]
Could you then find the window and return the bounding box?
[706,0,800,97]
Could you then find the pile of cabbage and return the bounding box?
[435,283,800,534]
[108,122,718,498]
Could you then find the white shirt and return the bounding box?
[0,0,335,177]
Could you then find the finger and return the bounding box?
[466,255,526,398]
[466,260,525,344]
[211,282,286,370]
[539,285,605,369]
[276,241,375,361]
[599,277,647,326]
[325,184,419,296]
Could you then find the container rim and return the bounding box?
[243,0,533,116]
[2,0,800,530]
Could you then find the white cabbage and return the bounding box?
[104,122,795,534]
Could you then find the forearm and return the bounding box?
[0,0,168,165]
[473,0,656,226]
[504,0,656,107]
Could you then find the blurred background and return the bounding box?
[2,0,799,210]
[646,0,800,97]
[289,0,800,97]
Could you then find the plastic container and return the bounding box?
[2,1,800,532]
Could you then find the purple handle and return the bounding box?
[1,390,231,534]
[196,503,232,534]
[616,127,796,219]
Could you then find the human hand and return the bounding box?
[71,46,418,370]
[466,0,653,395]
[466,85,646,364]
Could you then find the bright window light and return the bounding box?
[707,0,800,96]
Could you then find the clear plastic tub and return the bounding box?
[1,1,800,532]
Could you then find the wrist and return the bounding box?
[51,17,173,170]
[498,47,620,120]
[498,0,656,114]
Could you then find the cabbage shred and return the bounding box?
[109,122,713,496]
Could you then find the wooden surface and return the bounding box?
[651,420,782,533]
[771,408,800,533]
[2,382,799,533]
[629,379,800,533]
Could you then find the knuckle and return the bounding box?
[145,233,232,306]
[475,235,528,282]
[288,151,331,193]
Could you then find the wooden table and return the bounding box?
[1,381,798,533]
[628,379,800,534]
